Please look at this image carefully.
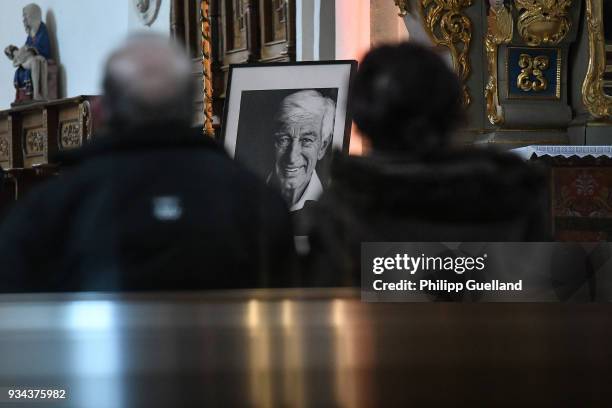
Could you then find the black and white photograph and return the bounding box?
[235,88,338,212]
[221,61,356,218]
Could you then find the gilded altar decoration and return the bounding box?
[24,128,45,157]
[485,1,513,125]
[582,0,612,118]
[395,0,411,16]
[517,54,549,92]
[419,0,473,106]
[201,0,214,136]
[507,47,560,99]
[515,0,573,46]
[60,121,81,149]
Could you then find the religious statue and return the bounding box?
[3,3,51,103]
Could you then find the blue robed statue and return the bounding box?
[3,3,51,103]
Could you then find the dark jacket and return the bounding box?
[0,123,296,292]
[304,148,550,286]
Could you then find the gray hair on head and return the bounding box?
[102,33,194,130]
[276,90,336,147]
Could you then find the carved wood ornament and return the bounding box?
[419,0,474,106]
[582,0,612,119]
[485,1,513,125]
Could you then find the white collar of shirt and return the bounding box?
[267,170,324,212]
[289,171,323,212]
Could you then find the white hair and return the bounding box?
[276,90,336,147]
[102,33,194,129]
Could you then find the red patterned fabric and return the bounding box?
[553,168,612,218]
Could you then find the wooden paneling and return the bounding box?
[0,114,13,169]
[171,0,295,117]
[21,108,47,168]
[0,96,98,170]
[259,0,295,62]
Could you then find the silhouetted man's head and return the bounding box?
[102,34,194,130]
[352,43,465,154]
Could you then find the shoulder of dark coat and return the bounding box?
[323,147,548,221]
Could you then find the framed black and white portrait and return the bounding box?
[221,61,357,219]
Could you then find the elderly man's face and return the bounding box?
[273,112,328,193]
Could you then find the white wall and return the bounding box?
[0,0,171,110]
[335,0,370,61]
[371,0,408,46]
[296,0,335,61]
[296,0,315,60]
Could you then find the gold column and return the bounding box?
[201,0,215,136]
[485,2,513,125]
[582,0,612,119]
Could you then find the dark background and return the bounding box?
[234,88,339,187]
[605,0,612,41]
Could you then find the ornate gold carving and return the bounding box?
[419,0,473,106]
[0,136,9,161]
[506,47,561,100]
[582,0,612,118]
[395,0,411,16]
[60,121,81,149]
[515,0,573,46]
[24,129,46,157]
[201,0,214,136]
[517,54,549,92]
[485,1,513,125]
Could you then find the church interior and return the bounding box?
[0,0,612,406]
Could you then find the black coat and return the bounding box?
[304,148,550,286]
[0,123,296,292]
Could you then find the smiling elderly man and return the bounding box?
[269,90,336,212]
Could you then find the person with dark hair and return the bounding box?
[0,34,296,293]
[303,43,548,286]
[351,43,465,154]
[605,0,612,42]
